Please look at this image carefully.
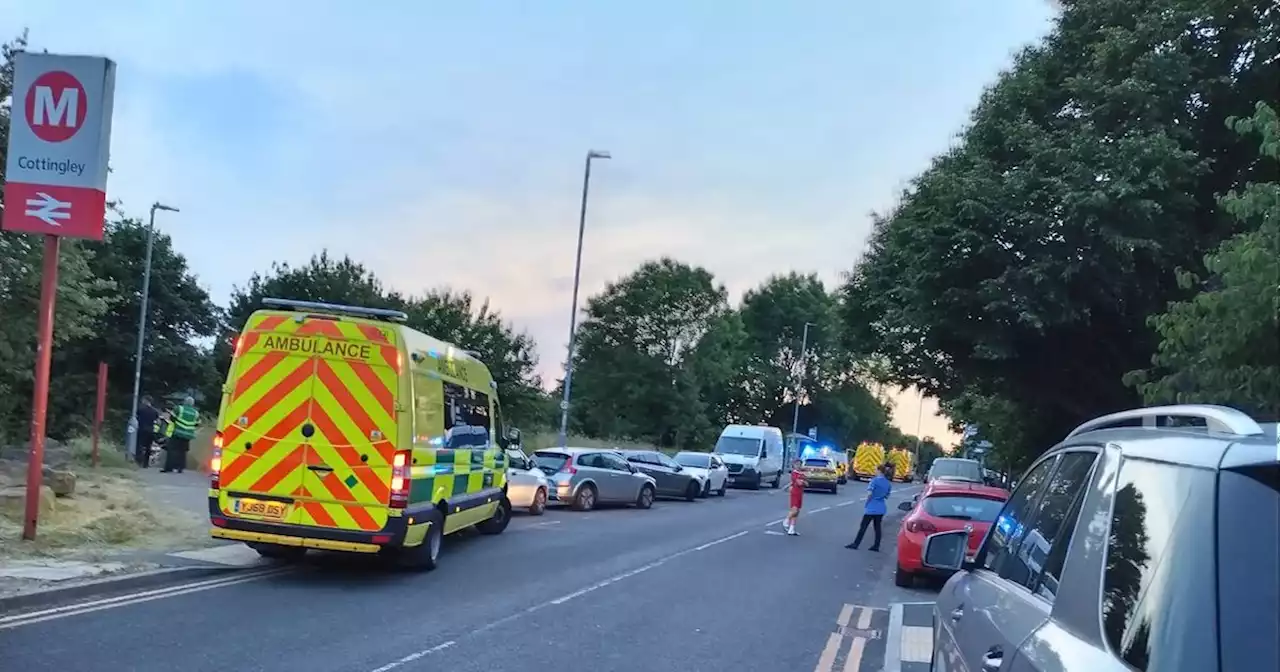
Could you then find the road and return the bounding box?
[0,481,936,672]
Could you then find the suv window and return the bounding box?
[1101,458,1217,671]
[981,455,1058,572]
[998,451,1097,597]
[600,453,630,472]
[1217,465,1279,672]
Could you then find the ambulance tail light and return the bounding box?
[390,450,411,508]
[210,432,224,489]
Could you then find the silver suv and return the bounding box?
[921,405,1278,672]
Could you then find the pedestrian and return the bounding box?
[846,462,893,551]
[161,395,200,474]
[135,396,159,468]
[783,458,808,536]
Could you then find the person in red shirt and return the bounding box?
[784,459,808,536]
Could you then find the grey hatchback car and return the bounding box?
[531,447,658,512]
[920,404,1278,672]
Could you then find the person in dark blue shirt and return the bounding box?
[846,463,893,551]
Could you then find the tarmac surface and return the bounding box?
[0,479,940,671]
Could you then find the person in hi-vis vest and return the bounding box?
[162,396,200,473]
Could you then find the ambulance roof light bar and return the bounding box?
[262,297,410,323]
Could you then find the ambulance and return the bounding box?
[851,441,886,481]
[208,298,515,570]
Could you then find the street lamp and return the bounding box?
[789,321,816,438]
[123,202,180,461]
[557,150,611,448]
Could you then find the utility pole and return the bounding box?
[557,150,611,448]
[913,388,925,466]
[124,202,179,461]
[789,322,815,438]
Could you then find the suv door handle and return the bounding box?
[981,646,1003,671]
[950,607,964,622]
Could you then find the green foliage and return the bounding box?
[842,0,1280,463]
[220,251,547,428]
[567,258,728,447]
[1126,103,1280,418]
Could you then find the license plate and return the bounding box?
[232,498,288,521]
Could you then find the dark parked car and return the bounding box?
[617,450,702,501]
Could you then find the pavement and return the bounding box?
[0,480,941,672]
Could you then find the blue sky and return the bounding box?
[1,1,1057,441]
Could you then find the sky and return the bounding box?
[1,1,1057,445]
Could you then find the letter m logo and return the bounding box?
[33,86,78,128]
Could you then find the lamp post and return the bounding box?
[789,322,816,438]
[124,202,180,460]
[557,150,611,448]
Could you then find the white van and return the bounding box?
[713,424,785,490]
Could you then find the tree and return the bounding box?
[567,258,728,447]
[842,0,1280,463]
[1126,103,1280,418]
[219,252,545,428]
[47,217,222,436]
[0,31,115,443]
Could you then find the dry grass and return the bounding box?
[0,468,194,560]
[0,436,208,560]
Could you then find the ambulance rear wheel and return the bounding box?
[398,510,444,571]
[249,543,306,562]
[478,497,512,535]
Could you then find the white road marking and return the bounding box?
[900,626,933,663]
[367,640,457,672]
[549,530,750,605]
[810,506,832,514]
[518,520,562,530]
[836,500,858,508]
[764,530,785,536]
[0,568,288,630]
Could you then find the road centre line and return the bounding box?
[0,568,288,630]
[365,529,755,672]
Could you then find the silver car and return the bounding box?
[920,404,1279,672]
[531,447,657,512]
[504,450,549,515]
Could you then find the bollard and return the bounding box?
[92,362,108,467]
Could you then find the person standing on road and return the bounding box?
[846,462,893,551]
[783,458,808,536]
[161,396,200,474]
[135,396,160,468]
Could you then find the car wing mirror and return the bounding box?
[921,531,968,571]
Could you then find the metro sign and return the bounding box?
[2,52,116,240]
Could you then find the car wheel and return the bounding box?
[685,480,700,502]
[635,484,655,509]
[831,485,839,494]
[717,481,727,497]
[700,480,711,498]
[894,565,914,588]
[771,473,782,488]
[528,488,547,516]
[573,484,597,511]
[396,509,444,571]
[478,496,512,535]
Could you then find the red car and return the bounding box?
[894,481,1010,587]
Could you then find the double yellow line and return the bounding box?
[0,568,288,631]
[815,603,876,672]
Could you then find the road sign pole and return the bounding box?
[790,322,813,437]
[22,235,62,541]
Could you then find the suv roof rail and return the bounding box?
[1066,404,1264,438]
[262,297,409,323]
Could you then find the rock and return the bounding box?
[0,485,56,519]
[40,467,77,497]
